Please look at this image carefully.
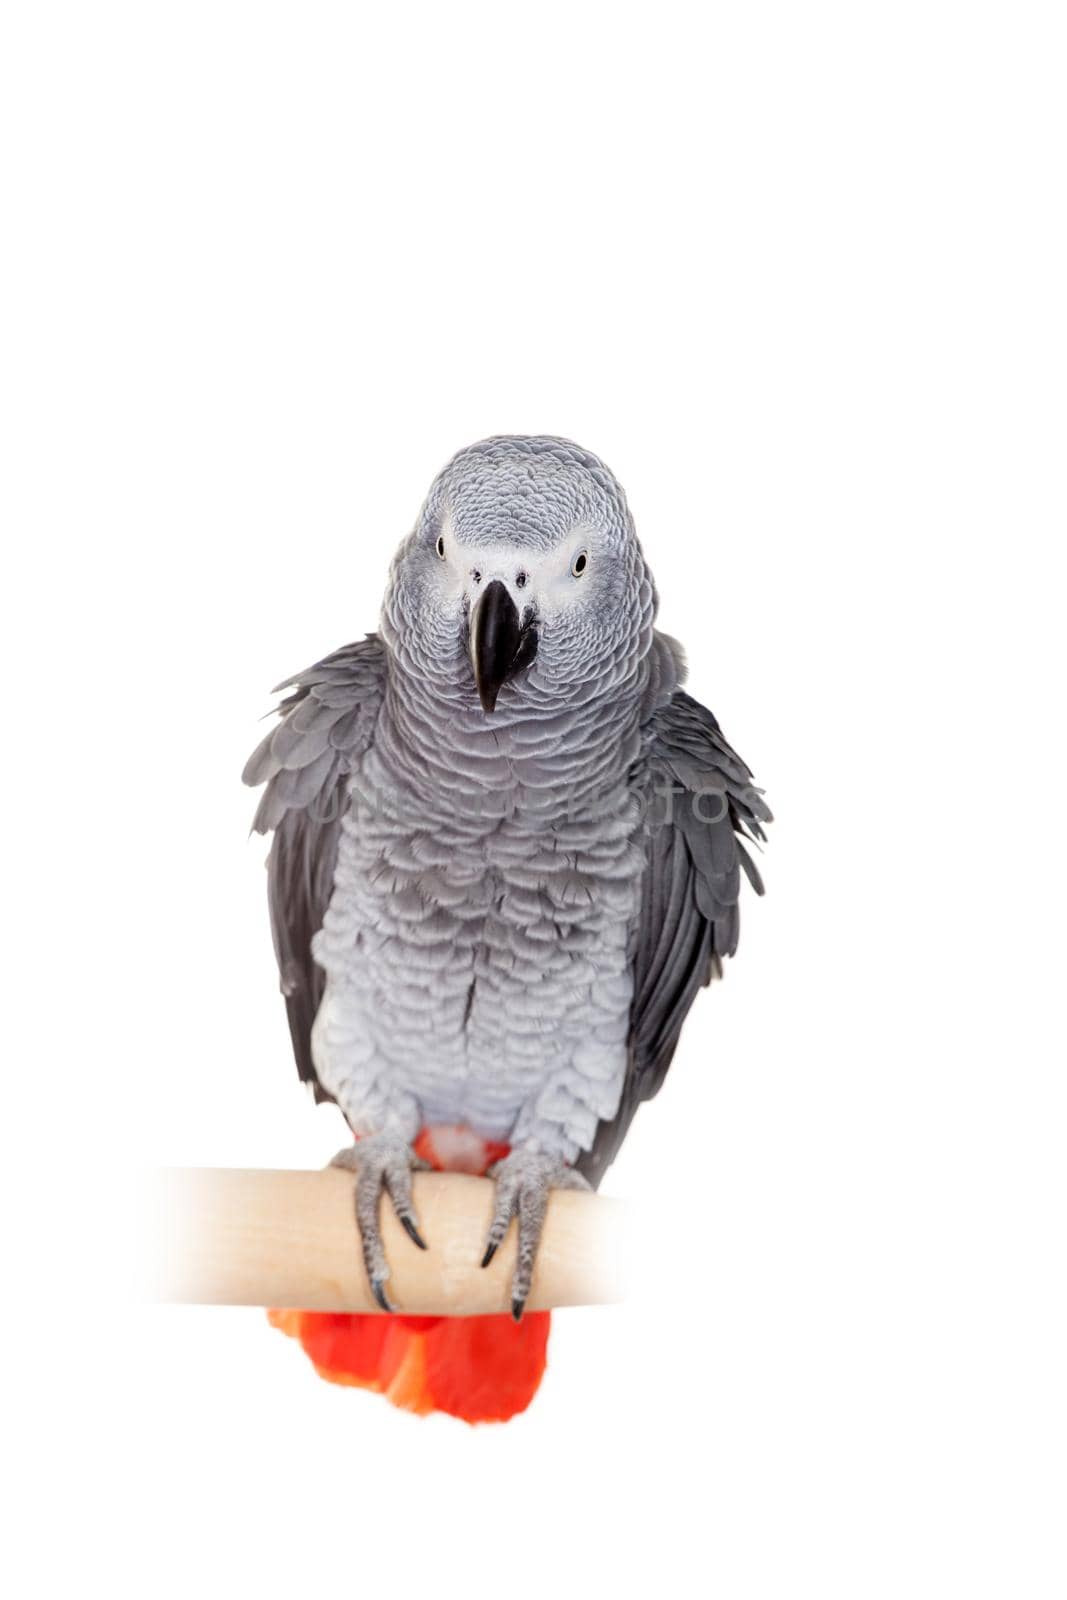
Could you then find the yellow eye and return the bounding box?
[436,534,446,559]
[571,550,588,577]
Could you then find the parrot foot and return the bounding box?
[330,1135,431,1312]
[480,1148,592,1321]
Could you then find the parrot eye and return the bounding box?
[571,550,588,578]
[436,534,446,559]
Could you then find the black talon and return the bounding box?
[481,1241,499,1269]
[511,1296,526,1323]
[371,1278,394,1313]
[399,1214,428,1250]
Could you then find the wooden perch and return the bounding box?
[144,1168,625,1315]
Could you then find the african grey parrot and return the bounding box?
[244,435,770,1321]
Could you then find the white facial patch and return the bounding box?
[446,524,597,614]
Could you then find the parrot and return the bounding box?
[244,435,771,1421]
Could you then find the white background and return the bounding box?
[3,3,1064,1596]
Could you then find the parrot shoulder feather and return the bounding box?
[243,635,387,1098]
[577,683,771,1184]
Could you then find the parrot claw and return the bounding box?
[398,1213,428,1250]
[371,1277,395,1314]
[329,1134,431,1311]
[480,1148,592,1321]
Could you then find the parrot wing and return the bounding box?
[242,635,387,1099]
[577,687,771,1185]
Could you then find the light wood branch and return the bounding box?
[143,1167,625,1315]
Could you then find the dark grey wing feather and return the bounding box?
[577,688,771,1186]
[243,635,386,1099]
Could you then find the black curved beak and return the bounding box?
[469,580,539,714]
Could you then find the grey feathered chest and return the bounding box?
[310,683,649,1159]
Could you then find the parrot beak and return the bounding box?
[469,579,539,714]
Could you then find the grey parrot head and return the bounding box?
[381,436,658,715]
